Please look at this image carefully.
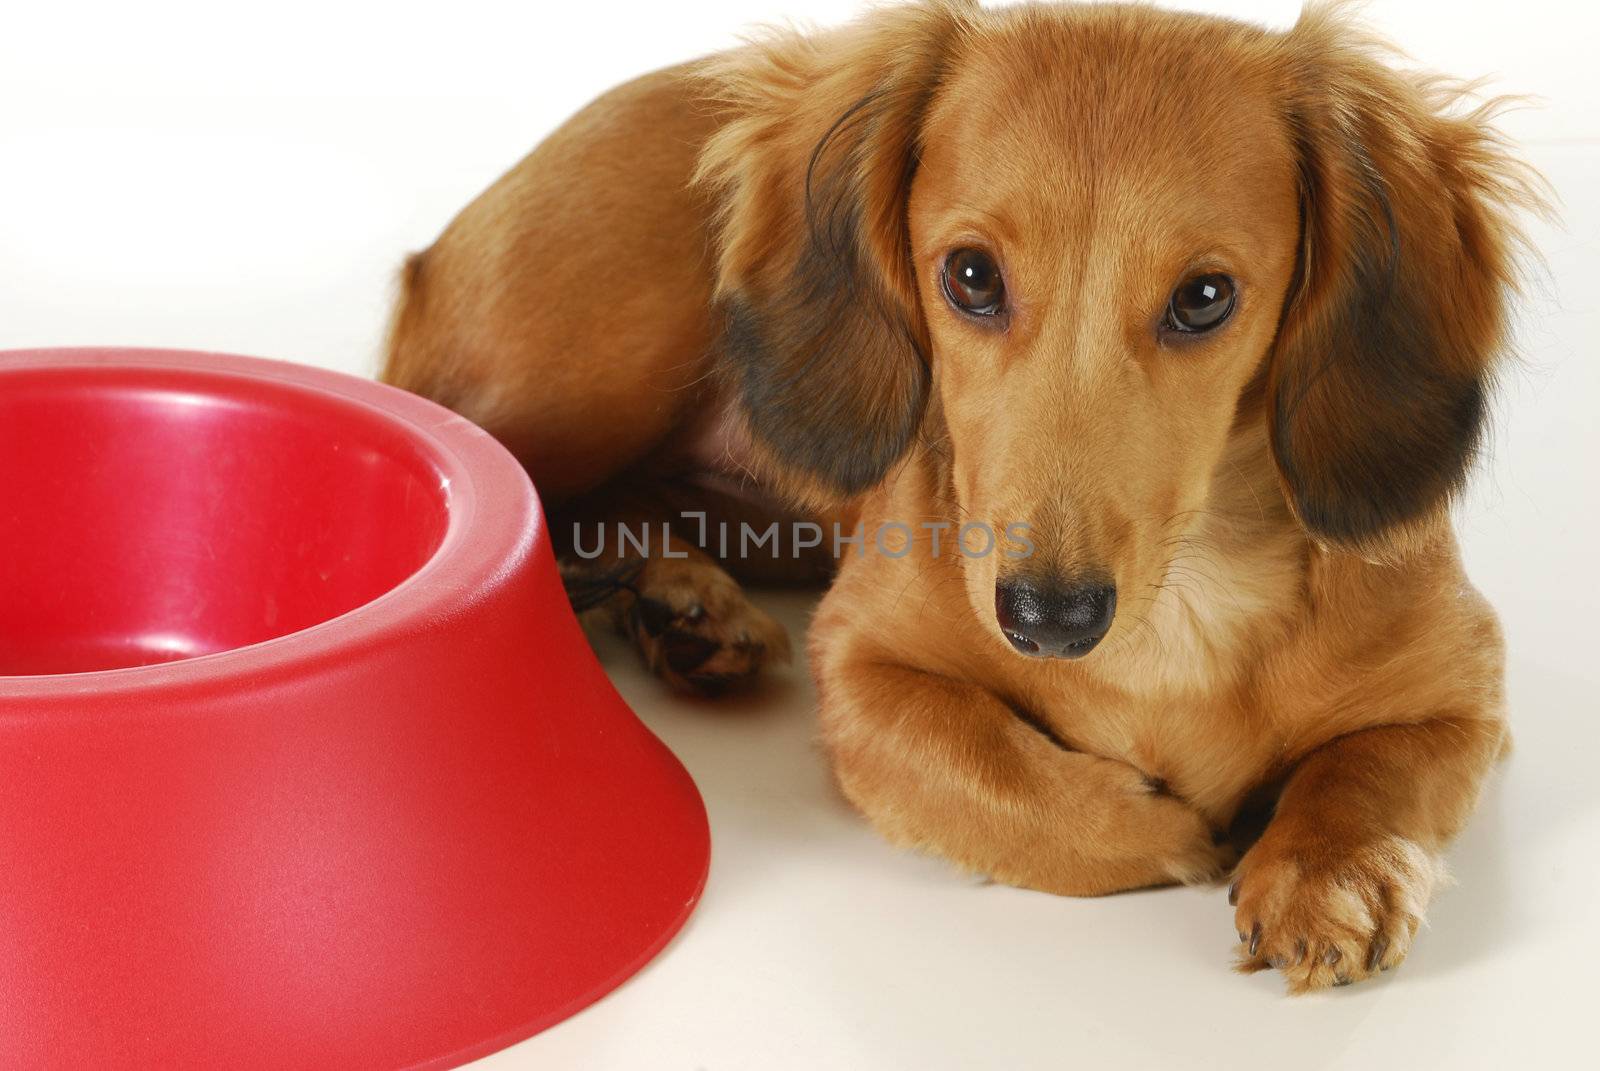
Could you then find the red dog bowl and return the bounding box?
[0,349,709,1069]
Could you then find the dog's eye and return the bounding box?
[1165,273,1236,334]
[943,249,1006,317]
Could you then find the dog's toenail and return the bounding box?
[1366,937,1389,973]
[1324,947,1343,967]
[1294,940,1308,965]
[1248,922,1262,956]
[661,630,720,674]
[1334,975,1352,987]
[1267,955,1286,970]
[1227,881,1239,906]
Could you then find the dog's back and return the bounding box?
[381,64,725,502]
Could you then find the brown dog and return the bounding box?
[383,1,1541,991]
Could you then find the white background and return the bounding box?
[3,2,1597,1069]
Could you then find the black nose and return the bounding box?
[994,577,1116,659]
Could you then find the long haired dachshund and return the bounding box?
[383,0,1542,990]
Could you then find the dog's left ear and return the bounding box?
[695,1,971,504]
[1269,10,1540,553]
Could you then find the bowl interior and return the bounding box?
[0,365,451,675]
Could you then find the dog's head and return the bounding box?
[699,0,1534,660]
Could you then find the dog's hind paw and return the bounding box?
[610,553,791,696]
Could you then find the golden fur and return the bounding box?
[382,0,1541,991]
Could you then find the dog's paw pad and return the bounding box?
[620,564,790,696]
[659,627,721,674]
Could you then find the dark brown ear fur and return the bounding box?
[1270,7,1540,552]
[695,1,971,504]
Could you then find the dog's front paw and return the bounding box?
[1039,763,1235,893]
[1116,773,1237,887]
[1229,833,1445,992]
[617,555,791,696]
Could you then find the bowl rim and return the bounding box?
[0,347,539,698]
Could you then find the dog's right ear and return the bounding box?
[695,1,970,504]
